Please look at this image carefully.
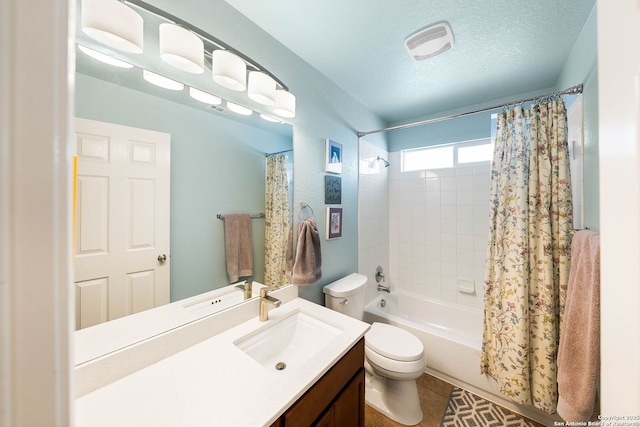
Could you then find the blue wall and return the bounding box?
[75,73,292,301]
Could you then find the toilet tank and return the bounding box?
[323,273,367,320]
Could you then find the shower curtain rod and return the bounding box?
[265,149,292,157]
[357,84,583,138]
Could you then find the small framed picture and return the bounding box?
[325,139,342,174]
[324,175,342,204]
[326,207,343,239]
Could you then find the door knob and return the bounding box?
[157,254,167,263]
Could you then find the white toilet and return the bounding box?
[323,273,426,426]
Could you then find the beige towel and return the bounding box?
[292,218,322,285]
[285,226,294,280]
[557,230,600,422]
[223,214,253,283]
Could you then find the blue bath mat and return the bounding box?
[441,387,541,427]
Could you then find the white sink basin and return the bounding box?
[234,310,343,372]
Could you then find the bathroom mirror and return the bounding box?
[73,0,293,337]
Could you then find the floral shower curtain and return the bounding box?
[264,154,291,287]
[480,98,573,413]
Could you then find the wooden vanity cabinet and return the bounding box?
[271,338,365,427]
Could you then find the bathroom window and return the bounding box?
[457,141,494,164]
[401,138,493,172]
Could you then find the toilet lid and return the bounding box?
[364,322,424,362]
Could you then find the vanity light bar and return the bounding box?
[119,0,296,117]
[79,47,287,122]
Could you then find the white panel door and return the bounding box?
[74,118,170,330]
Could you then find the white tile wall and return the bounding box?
[358,140,390,304]
[387,152,491,309]
[358,142,493,309]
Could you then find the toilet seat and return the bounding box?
[365,322,424,362]
[365,346,426,376]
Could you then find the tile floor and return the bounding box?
[364,373,544,427]
[364,374,454,427]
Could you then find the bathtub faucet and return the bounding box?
[377,284,390,293]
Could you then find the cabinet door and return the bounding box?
[313,406,335,427]
[334,369,365,427]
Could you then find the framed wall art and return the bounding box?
[325,139,342,174]
[325,207,343,239]
[324,175,342,204]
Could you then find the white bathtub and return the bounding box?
[363,291,561,425]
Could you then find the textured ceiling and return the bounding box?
[224,0,596,123]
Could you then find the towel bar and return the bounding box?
[217,213,265,220]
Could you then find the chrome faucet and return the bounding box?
[234,277,253,300]
[259,287,281,321]
[377,284,391,293]
[375,266,389,292]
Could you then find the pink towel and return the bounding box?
[557,230,600,422]
[223,214,253,283]
[292,218,322,285]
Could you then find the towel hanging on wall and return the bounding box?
[222,213,253,283]
[292,215,322,285]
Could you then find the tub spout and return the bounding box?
[377,284,390,293]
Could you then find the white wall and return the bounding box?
[0,0,73,425]
[387,151,490,309]
[358,140,390,304]
[597,0,640,415]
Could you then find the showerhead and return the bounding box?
[376,156,390,167]
[368,155,390,169]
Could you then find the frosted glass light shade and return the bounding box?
[260,114,280,123]
[143,70,184,91]
[78,45,133,68]
[273,90,296,118]
[159,24,204,74]
[81,0,143,53]
[189,87,221,105]
[212,50,246,91]
[226,102,253,116]
[247,71,276,105]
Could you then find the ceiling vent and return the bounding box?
[404,23,454,61]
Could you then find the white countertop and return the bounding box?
[75,298,370,427]
[75,282,266,366]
